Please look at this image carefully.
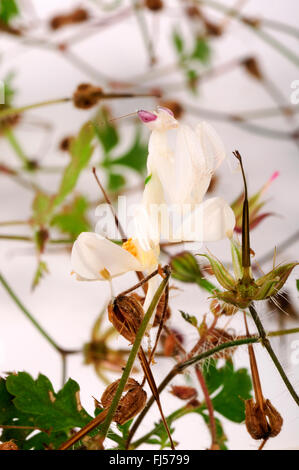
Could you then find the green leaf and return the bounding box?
[51,195,91,239]
[1,72,16,108]
[145,173,152,185]
[32,192,54,227]
[94,107,119,153]
[203,360,252,423]
[0,0,19,25]
[191,37,210,63]
[200,412,228,450]
[180,310,198,327]
[6,372,92,432]
[54,122,95,207]
[172,30,184,55]
[111,127,147,174]
[297,279,299,291]
[107,172,126,192]
[31,260,49,290]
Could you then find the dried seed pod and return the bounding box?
[0,440,18,450]
[245,398,283,440]
[101,378,147,424]
[242,57,263,81]
[153,291,171,327]
[162,328,184,357]
[210,299,238,317]
[108,294,144,343]
[50,8,89,30]
[145,0,163,11]
[158,100,184,119]
[73,83,103,109]
[200,327,236,359]
[171,385,197,401]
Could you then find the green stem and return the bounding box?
[0,234,72,244]
[131,404,204,449]
[100,268,171,438]
[249,303,299,407]
[0,97,71,119]
[5,128,29,165]
[0,272,61,352]
[268,327,299,338]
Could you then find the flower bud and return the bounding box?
[170,385,197,400]
[108,295,144,343]
[73,83,103,109]
[171,251,203,284]
[245,398,283,440]
[101,378,147,425]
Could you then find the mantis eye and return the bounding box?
[137,109,157,123]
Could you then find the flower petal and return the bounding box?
[71,232,143,280]
[172,197,235,242]
[195,122,226,171]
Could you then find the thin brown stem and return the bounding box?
[195,365,217,449]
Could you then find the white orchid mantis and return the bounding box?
[71,107,235,312]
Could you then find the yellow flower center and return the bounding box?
[122,238,138,258]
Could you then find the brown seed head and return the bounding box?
[158,100,184,119]
[242,57,263,80]
[245,398,283,440]
[59,136,73,152]
[108,294,144,343]
[73,83,103,109]
[0,440,18,450]
[50,8,89,30]
[145,0,163,12]
[101,378,147,424]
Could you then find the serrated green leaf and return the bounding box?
[0,0,19,25]
[191,37,210,63]
[51,195,91,239]
[107,172,126,192]
[54,122,95,208]
[6,372,92,432]
[203,360,252,423]
[94,107,119,153]
[111,127,147,174]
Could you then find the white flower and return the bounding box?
[137,107,235,241]
[71,225,160,311]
